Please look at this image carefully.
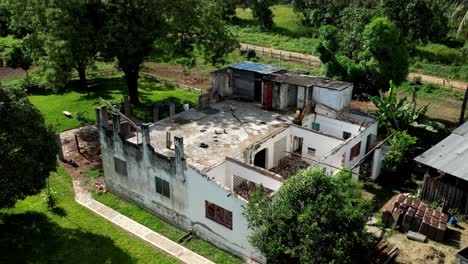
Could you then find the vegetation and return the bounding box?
[0,166,178,263]
[28,76,199,132]
[0,86,56,208]
[244,168,372,263]
[381,131,418,183]
[93,191,244,264]
[317,17,408,93]
[2,43,32,84]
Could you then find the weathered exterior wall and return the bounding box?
[97,107,265,263]
[302,113,361,139]
[312,85,353,112]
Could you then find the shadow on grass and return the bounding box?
[0,212,134,263]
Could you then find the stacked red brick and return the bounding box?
[381,194,448,242]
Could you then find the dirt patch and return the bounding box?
[143,62,212,90]
[59,125,103,192]
[0,66,27,81]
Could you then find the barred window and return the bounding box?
[205,201,232,229]
[114,157,127,176]
[155,176,170,198]
[350,142,361,161]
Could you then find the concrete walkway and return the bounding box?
[71,178,214,264]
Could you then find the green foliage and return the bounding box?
[414,43,467,65]
[382,130,418,178]
[380,0,449,43]
[249,0,275,30]
[0,86,57,208]
[244,168,372,263]
[84,168,103,179]
[359,17,409,91]
[3,43,32,71]
[410,61,468,82]
[0,166,179,263]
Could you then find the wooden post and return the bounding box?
[75,134,81,154]
[55,133,65,161]
[459,85,468,126]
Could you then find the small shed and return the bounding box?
[415,121,468,214]
[212,61,284,102]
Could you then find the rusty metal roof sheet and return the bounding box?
[414,121,468,181]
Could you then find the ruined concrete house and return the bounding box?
[96,62,381,263]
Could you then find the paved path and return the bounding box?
[71,177,214,264]
[240,43,468,91]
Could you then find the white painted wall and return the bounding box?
[312,86,353,111]
[289,125,343,161]
[302,114,362,139]
[224,158,283,191]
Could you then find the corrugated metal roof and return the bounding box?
[414,121,468,181]
[264,73,352,91]
[229,61,283,74]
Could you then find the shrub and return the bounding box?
[415,43,466,65]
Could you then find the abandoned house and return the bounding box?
[415,120,468,214]
[96,62,381,263]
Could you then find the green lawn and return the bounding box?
[28,75,200,132]
[93,191,244,264]
[0,166,179,264]
[231,5,319,55]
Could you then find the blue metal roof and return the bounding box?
[228,61,283,74]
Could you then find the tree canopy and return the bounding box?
[0,86,57,208]
[3,43,32,84]
[244,168,372,263]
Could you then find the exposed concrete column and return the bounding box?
[99,106,109,129]
[96,107,102,127]
[141,123,151,145]
[55,133,65,161]
[112,113,121,138]
[124,96,131,116]
[153,105,160,122]
[140,123,152,165]
[166,132,172,149]
[174,136,186,182]
[169,103,176,117]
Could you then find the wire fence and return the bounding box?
[239,43,321,67]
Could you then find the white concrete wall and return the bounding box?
[312,86,352,111]
[98,116,265,263]
[288,125,343,161]
[321,121,378,174]
[249,129,290,169]
[224,158,283,191]
[302,114,361,139]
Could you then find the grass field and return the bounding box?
[0,166,178,264]
[93,191,244,264]
[28,75,200,132]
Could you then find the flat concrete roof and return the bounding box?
[128,100,294,172]
[265,73,352,91]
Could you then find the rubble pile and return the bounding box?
[382,193,448,242]
[234,181,258,200]
[270,155,310,179]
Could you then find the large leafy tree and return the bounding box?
[244,168,372,263]
[318,17,408,94]
[102,0,238,104]
[0,86,57,208]
[6,0,105,90]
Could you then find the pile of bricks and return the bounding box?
[381,194,448,242]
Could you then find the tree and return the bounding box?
[317,18,408,93]
[244,168,372,263]
[250,0,274,30]
[381,130,418,181]
[0,86,57,208]
[3,44,33,85]
[102,0,237,104]
[359,17,409,92]
[6,0,105,90]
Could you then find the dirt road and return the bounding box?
[240,43,468,91]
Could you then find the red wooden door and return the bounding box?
[264,82,273,110]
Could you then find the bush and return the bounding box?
[415,43,466,65]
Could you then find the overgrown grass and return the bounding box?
[84,168,103,178]
[399,81,465,101]
[231,5,319,55]
[414,43,466,65]
[27,75,199,131]
[410,61,468,82]
[0,166,179,264]
[93,191,244,264]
